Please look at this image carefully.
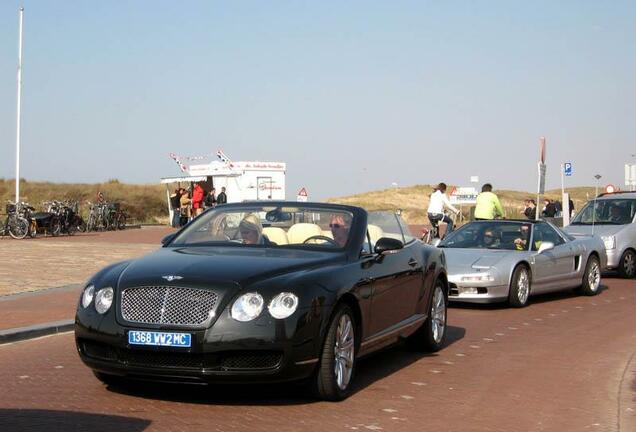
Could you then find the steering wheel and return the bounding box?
[302,235,338,246]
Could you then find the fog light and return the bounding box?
[460,287,478,294]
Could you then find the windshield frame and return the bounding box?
[438,220,535,251]
[571,198,636,226]
[168,202,364,253]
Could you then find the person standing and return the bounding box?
[169,188,182,228]
[427,183,460,236]
[521,199,537,220]
[216,187,227,205]
[474,183,504,220]
[179,189,191,226]
[192,183,205,216]
[205,187,217,209]
[542,199,557,217]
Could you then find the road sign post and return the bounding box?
[561,162,572,226]
[536,137,546,221]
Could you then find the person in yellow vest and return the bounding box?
[474,183,505,220]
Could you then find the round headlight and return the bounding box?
[81,285,94,308]
[268,292,299,319]
[231,293,264,322]
[95,287,114,314]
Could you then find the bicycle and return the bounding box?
[4,201,31,240]
[421,210,460,244]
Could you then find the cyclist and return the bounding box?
[427,183,460,238]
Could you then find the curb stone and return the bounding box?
[0,320,74,345]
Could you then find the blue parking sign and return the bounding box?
[564,162,573,176]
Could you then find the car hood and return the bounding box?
[442,248,510,273]
[563,224,626,237]
[117,246,342,291]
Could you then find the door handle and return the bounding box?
[408,258,418,267]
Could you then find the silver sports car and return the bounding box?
[438,220,607,307]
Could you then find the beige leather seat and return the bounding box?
[262,227,288,245]
[287,223,323,244]
[367,224,384,245]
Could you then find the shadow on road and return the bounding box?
[450,284,610,311]
[102,324,466,405]
[0,409,151,432]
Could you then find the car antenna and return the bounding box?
[592,174,602,236]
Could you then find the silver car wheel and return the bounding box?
[588,260,601,292]
[517,269,530,304]
[334,314,354,391]
[431,284,446,344]
[624,252,635,277]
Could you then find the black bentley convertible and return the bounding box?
[75,202,449,400]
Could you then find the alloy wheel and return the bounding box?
[624,252,635,277]
[431,284,446,344]
[517,269,530,304]
[334,314,355,390]
[588,260,601,292]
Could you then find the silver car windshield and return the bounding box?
[571,199,636,225]
[171,205,354,249]
[439,221,533,251]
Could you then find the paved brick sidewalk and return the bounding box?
[0,227,170,296]
[0,286,81,331]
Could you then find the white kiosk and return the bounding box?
[160,152,286,221]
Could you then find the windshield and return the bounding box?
[571,198,636,225]
[170,205,354,249]
[439,221,533,251]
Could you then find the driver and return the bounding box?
[480,228,501,248]
[239,214,266,245]
[330,214,351,247]
[513,224,531,250]
[609,205,627,223]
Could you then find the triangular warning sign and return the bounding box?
[298,187,308,197]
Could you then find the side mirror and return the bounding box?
[537,241,554,254]
[374,237,404,255]
[161,232,177,246]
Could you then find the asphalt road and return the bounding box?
[1,279,635,432]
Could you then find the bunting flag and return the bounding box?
[216,149,234,167]
[169,153,189,173]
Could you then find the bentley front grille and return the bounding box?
[121,286,219,326]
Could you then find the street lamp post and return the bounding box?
[15,6,25,203]
[592,174,602,235]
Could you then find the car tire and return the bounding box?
[618,250,636,279]
[579,255,601,296]
[407,278,447,352]
[313,304,357,401]
[508,265,531,308]
[93,371,123,387]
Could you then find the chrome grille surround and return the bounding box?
[121,286,219,327]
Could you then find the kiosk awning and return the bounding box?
[160,175,208,184]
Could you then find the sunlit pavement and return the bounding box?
[1,278,635,432]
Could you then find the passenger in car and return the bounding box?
[329,214,351,247]
[239,214,266,245]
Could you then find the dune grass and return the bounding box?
[0,178,599,225]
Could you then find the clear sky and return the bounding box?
[1,1,634,199]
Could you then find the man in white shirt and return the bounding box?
[427,183,460,238]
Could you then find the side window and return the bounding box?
[367,211,406,244]
[361,231,372,255]
[532,223,564,250]
[396,215,415,244]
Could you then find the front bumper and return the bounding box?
[448,282,509,304]
[75,306,323,384]
[605,248,620,270]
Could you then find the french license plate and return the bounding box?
[128,331,191,348]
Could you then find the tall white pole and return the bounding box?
[15,7,24,203]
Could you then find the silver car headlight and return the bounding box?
[81,285,95,308]
[601,235,616,250]
[231,293,264,322]
[268,293,299,319]
[95,287,114,314]
[461,273,495,282]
